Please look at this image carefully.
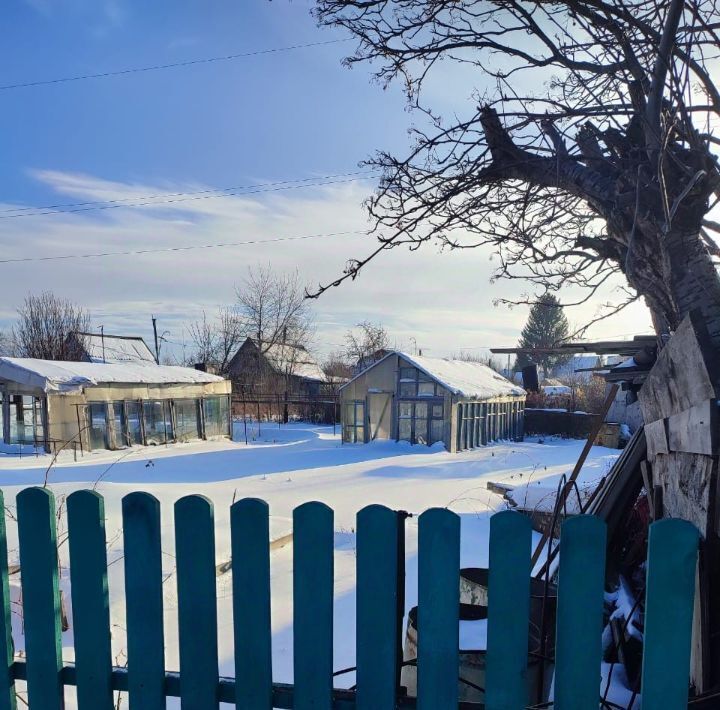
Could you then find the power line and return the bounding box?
[0,174,377,220]
[0,38,351,91]
[0,170,377,218]
[0,229,368,265]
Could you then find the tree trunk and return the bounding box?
[665,229,720,347]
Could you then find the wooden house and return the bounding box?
[339,352,525,452]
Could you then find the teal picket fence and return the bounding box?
[0,487,699,709]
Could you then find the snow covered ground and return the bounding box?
[0,423,622,707]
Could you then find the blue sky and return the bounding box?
[0,0,653,361]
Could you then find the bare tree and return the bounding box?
[236,265,314,354]
[450,350,506,374]
[323,351,355,381]
[344,320,390,371]
[313,0,720,343]
[0,330,12,357]
[187,307,245,374]
[13,292,90,360]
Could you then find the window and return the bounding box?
[110,401,127,449]
[125,401,143,445]
[344,400,365,443]
[175,399,201,442]
[398,399,443,445]
[143,400,171,445]
[88,403,109,450]
[9,395,45,446]
[397,366,437,397]
[204,396,230,438]
[418,381,435,397]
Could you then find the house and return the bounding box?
[227,338,329,420]
[339,351,526,451]
[68,331,157,364]
[0,357,231,453]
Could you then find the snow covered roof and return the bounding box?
[0,357,225,394]
[399,353,525,398]
[261,342,327,382]
[342,351,524,399]
[77,333,156,364]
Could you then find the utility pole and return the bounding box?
[100,325,106,363]
[152,316,160,364]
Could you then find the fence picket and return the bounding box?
[67,490,113,710]
[641,518,698,709]
[356,505,398,710]
[17,487,63,710]
[231,498,272,709]
[554,515,606,709]
[485,510,531,710]
[175,495,219,709]
[293,502,333,710]
[0,491,15,710]
[122,492,165,710]
[417,507,460,709]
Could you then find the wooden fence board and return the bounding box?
[485,510,531,710]
[293,502,334,710]
[17,487,63,710]
[641,519,698,709]
[67,490,113,710]
[231,498,272,709]
[356,505,398,710]
[0,491,15,710]
[417,508,460,710]
[554,516,606,710]
[122,492,165,710]
[175,495,219,709]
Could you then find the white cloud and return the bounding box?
[0,169,653,362]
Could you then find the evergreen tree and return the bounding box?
[515,294,571,377]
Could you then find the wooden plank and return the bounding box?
[356,505,398,710]
[67,490,113,710]
[667,400,720,455]
[554,516,606,710]
[16,487,63,710]
[654,453,715,538]
[638,312,719,423]
[175,495,219,709]
[485,511,531,710]
[645,418,669,457]
[640,461,655,519]
[417,508,460,710]
[122,492,165,709]
[293,502,334,710]
[641,519,698,709]
[231,498,272,709]
[0,491,16,710]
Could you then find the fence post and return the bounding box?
[641,518,698,709]
[0,491,15,710]
[175,495,219,709]
[122,492,165,710]
[231,498,272,709]
[554,515,606,710]
[417,508,460,710]
[485,510,531,710]
[17,487,63,710]
[356,505,398,710]
[67,490,113,710]
[293,502,334,710]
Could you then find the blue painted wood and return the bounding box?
[554,515,606,710]
[231,498,272,709]
[356,505,398,710]
[485,510,531,710]
[175,495,219,709]
[417,508,460,710]
[641,519,698,709]
[122,492,165,709]
[0,491,16,710]
[17,487,63,710]
[293,502,334,710]
[67,490,113,710]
